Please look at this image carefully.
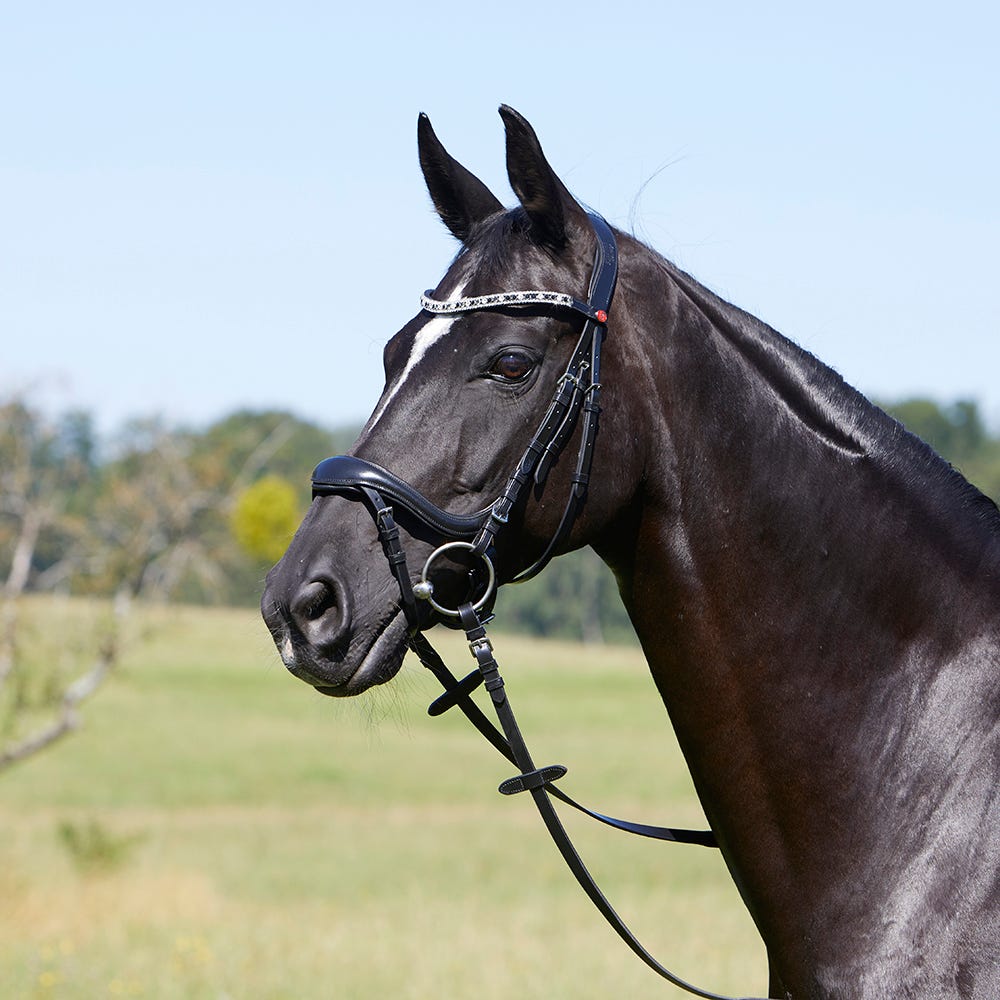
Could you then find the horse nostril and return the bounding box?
[296,581,334,621]
[290,579,350,647]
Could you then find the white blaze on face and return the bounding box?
[365,282,468,433]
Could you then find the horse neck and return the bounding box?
[602,242,1000,973]
[612,245,1000,693]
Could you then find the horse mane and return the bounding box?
[648,242,1000,534]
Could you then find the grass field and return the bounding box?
[0,598,766,999]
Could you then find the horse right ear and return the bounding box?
[499,105,584,252]
[418,113,504,242]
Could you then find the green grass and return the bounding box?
[0,598,766,998]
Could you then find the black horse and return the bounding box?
[262,107,999,998]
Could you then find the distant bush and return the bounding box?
[231,475,300,564]
[56,818,145,874]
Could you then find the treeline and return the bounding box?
[0,401,356,609]
[2,396,999,642]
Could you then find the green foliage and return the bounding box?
[191,408,357,505]
[56,817,145,874]
[495,548,635,645]
[882,397,1000,501]
[886,398,987,464]
[230,475,300,564]
[0,399,96,589]
[0,397,361,607]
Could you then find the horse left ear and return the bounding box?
[499,105,585,251]
[418,113,504,242]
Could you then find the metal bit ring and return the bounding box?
[414,541,496,618]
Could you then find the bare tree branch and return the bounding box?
[0,600,15,687]
[0,395,121,774]
[5,504,46,598]
[226,418,295,504]
[0,600,121,774]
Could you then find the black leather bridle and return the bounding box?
[313,212,620,612]
[308,213,761,1000]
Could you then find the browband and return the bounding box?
[420,289,608,325]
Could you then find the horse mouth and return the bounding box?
[284,607,410,697]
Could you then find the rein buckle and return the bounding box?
[468,634,493,659]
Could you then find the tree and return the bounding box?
[495,548,635,645]
[883,398,1000,503]
[71,409,352,606]
[231,475,300,564]
[0,400,96,593]
[0,397,117,774]
[82,418,227,601]
[887,398,986,464]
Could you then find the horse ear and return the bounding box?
[499,105,583,251]
[418,113,504,242]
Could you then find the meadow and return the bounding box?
[0,598,766,998]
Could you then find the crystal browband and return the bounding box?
[420,290,608,324]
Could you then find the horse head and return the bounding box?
[261,107,646,697]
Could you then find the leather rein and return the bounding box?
[310,213,761,1000]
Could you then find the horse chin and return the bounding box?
[284,607,410,698]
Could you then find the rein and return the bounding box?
[310,213,762,1000]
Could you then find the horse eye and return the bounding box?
[487,352,535,382]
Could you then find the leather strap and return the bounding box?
[453,604,761,1000]
[409,629,717,848]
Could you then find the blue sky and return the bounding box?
[3,1,998,436]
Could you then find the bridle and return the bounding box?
[313,211,620,611]
[309,213,761,1000]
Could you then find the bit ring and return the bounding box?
[414,541,496,617]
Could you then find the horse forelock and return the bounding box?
[458,207,594,289]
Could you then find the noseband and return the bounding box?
[306,214,760,1000]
